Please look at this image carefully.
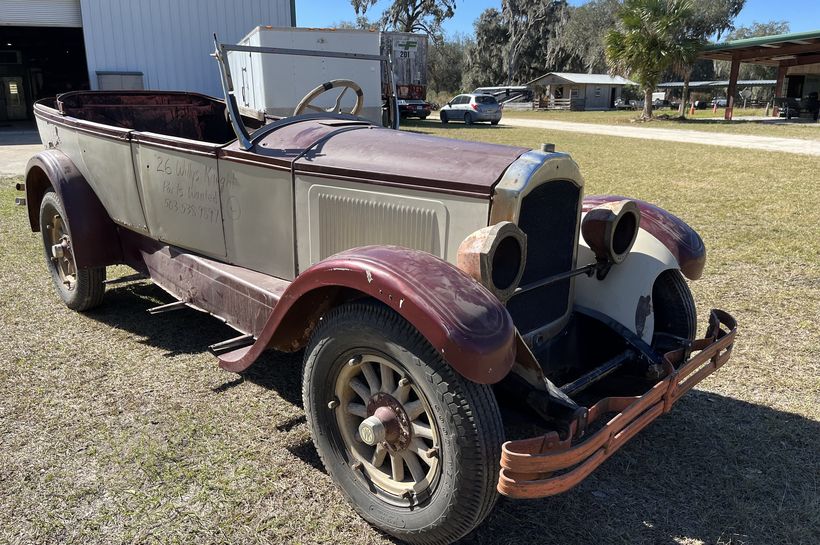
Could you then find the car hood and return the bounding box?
[230,118,527,198]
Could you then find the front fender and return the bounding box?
[218,246,517,384]
[583,195,706,280]
[25,150,122,269]
[574,196,706,344]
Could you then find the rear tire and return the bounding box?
[491,119,500,126]
[39,191,105,311]
[439,111,448,124]
[464,112,474,125]
[302,301,504,545]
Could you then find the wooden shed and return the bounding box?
[527,72,636,111]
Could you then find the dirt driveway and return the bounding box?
[0,127,43,176]
[502,117,820,156]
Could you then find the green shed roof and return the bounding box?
[700,29,820,65]
[703,29,820,52]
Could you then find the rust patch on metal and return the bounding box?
[367,393,412,451]
[456,221,527,302]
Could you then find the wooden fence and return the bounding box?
[537,97,587,111]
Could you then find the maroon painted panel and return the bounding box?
[226,119,528,197]
[583,195,706,280]
[218,245,517,385]
[25,151,123,269]
[117,229,289,337]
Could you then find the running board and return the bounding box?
[147,301,188,314]
[209,334,255,356]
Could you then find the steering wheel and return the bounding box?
[293,79,364,116]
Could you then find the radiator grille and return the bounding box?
[314,193,441,261]
[507,180,581,334]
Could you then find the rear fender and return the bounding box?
[574,196,706,344]
[25,150,122,269]
[218,246,517,385]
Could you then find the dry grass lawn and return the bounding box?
[1,123,818,544]
[502,108,820,141]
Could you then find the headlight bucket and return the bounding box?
[581,199,641,265]
[457,221,527,302]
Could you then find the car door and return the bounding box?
[444,95,458,117]
[454,95,468,120]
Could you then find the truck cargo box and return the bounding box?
[229,26,383,125]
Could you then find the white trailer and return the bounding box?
[228,27,384,125]
[380,32,428,100]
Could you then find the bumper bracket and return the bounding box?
[498,309,737,499]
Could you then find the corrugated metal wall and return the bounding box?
[79,0,293,95]
[0,0,83,27]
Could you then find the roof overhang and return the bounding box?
[657,79,776,89]
[700,29,820,66]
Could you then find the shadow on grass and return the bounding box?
[474,392,819,545]
[90,281,818,544]
[648,115,818,128]
[88,280,304,408]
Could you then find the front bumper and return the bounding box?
[498,309,737,499]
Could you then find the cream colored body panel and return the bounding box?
[574,225,678,344]
[219,160,295,279]
[132,140,227,259]
[36,117,150,233]
[294,174,490,272]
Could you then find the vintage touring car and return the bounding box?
[19,39,736,545]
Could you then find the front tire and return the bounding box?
[651,270,696,357]
[39,191,105,311]
[302,302,503,544]
[439,111,448,124]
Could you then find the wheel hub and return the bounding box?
[360,393,411,451]
[47,214,77,290]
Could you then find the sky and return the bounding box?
[296,0,820,39]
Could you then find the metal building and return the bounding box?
[0,0,295,121]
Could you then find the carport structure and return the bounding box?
[700,29,820,120]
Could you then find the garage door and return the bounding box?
[0,0,82,27]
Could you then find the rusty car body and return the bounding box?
[20,40,736,545]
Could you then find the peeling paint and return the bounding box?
[635,294,652,338]
[365,269,373,284]
[399,298,404,308]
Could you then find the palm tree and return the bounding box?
[669,34,703,118]
[605,0,701,120]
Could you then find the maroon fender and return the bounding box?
[25,150,123,269]
[218,245,517,385]
[584,195,706,280]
